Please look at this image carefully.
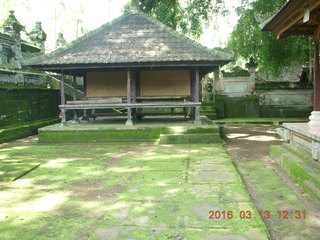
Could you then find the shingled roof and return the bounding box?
[25,12,232,71]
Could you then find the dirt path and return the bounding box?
[224,125,320,240]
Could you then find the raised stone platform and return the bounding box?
[277,122,320,161]
[38,116,221,144]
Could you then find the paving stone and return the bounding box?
[188,170,239,183]
[91,144,269,239]
[131,170,186,184]
[187,184,252,202]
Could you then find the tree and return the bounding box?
[124,0,228,39]
[228,0,310,78]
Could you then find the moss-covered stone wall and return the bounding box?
[0,87,59,127]
[214,90,313,119]
[215,95,260,118]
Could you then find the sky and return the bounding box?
[0,0,242,52]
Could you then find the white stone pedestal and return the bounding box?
[309,111,320,126]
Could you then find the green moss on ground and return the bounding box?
[235,156,320,238]
[0,143,148,240]
[90,144,269,239]
[0,141,269,240]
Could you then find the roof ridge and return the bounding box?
[136,11,233,61]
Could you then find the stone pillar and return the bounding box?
[245,57,258,93]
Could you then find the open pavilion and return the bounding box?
[26,11,232,126]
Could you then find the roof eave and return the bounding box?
[26,60,232,73]
[262,0,320,38]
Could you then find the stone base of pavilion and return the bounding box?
[271,123,320,200]
[277,122,320,161]
[271,122,320,200]
[37,116,222,144]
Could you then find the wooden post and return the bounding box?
[135,71,142,119]
[194,67,201,124]
[126,69,133,126]
[72,75,79,122]
[132,71,137,119]
[309,31,320,125]
[132,73,136,103]
[60,70,66,124]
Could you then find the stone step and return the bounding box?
[281,144,320,171]
[38,125,220,143]
[270,144,320,200]
[159,133,222,144]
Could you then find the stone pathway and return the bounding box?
[224,126,320,240]
[90,144,269,240]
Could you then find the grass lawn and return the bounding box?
[0,139,269,240]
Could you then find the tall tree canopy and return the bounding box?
[228,0,310,77]
[124,0,227,39]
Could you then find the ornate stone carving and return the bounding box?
[28,22,47,53]
[245,57,258,93]
[2,10,24,68]
[56,32,67,49]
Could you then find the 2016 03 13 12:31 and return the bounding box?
[208,210,307,220]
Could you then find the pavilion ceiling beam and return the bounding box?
[275,1,320,39]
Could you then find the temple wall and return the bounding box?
[86,71,127,97]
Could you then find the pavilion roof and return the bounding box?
[262,0,320,39]
[25,12,232,71]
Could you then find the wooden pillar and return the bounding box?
[72,76,79,122]
[309,30,320,125]
[132,71,137,119]
[314,39,320,111]
[135,71,142,118]
[194,67,201,124]
[132,71,136,103]
[126,69,133,126]
[60,70,66,123]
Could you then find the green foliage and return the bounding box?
[228,0,310,77]
[124,0,228,39]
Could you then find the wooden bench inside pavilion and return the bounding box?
[25,11,232,125]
